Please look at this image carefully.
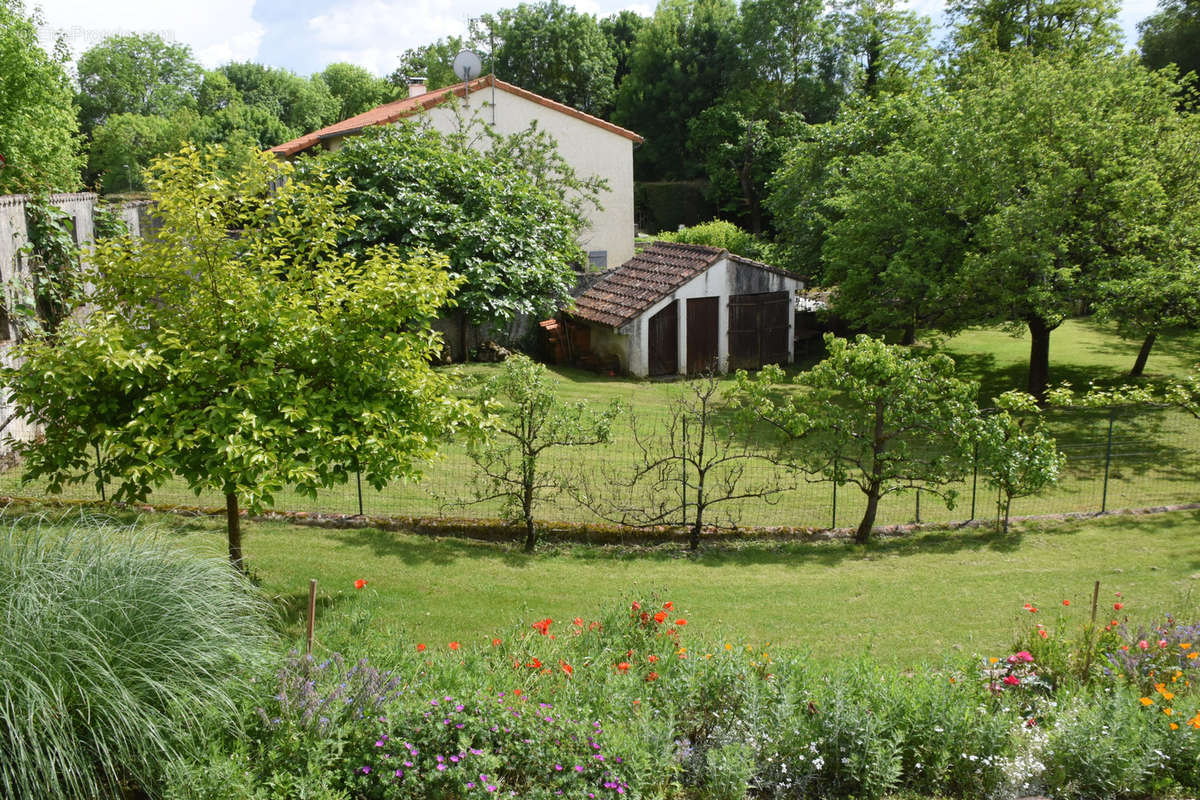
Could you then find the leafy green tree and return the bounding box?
[75,33,202,135]
[976,392,1065,533]
[391,36,475,91]
[462,355,620,552]
[86,110,197,192]
[310,124,582,344]
[188,101,293,153]
[834,0,935,97]
[1140,0,1200,78]
[476,0,617,116]
[734,335,979,544]
[815,54,1187,398]
[319,62,399,119]
[946,0,1122,58]
[197,70,241,115]
[0,0,82,193]
[218,62,339,137]
[600,10,646,100]
[614,0,741,180]
[738,0,843,120]
[687,103,802,233]
[4,146,468,571]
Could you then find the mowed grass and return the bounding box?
[2,318,1197,527]
[80,504,1200,668]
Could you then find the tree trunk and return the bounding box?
[1026,317,1053,402]
[856,485,880,544]
[225,492,244,572]
[1129,332,1156,378]
[899,323,915,346]
[459,313,469,364]
[523,515,536,553]
[1002,494,1013,534]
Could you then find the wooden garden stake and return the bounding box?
[306,579,317,655]
[1082,579,1101,680]
[1090,580,1100,624]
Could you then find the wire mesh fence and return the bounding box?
[0,404,1196,531]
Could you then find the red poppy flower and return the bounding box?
[648,654,659,663]
[645,671,659,682]
[1062,600,1070,606]
[449,641,461,651]
[532,618,552,636]
[492,638,502,646]
[616,662,630,673]
[573,617,584,627]
[354,579,368,589]
[513,689,522,697]
[1114,602,1124,611]
[631,601,641,612]
[675,619,687,626]
[527,658,542,669]
[640,612,650,623]
[1003,675,1020,686]
[559,660,573,676]
[653,611,668,624]
[417,643,427,652]
[663,601,674,610]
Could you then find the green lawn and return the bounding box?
[78,504,1200,667]
[3,319,1196,531]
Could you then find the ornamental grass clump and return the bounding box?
[0,513,273,800]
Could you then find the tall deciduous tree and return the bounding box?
[477,0,617,116]
[462,355,620,552]
[811,54,1188,398]
[318,62,400,120]
[86,110,197,192]
[600,10,646,103]
[1140,0,1200,78]
[946,0,1122,58]
[4,147,468,571]
[0,0,82,193]
[310,124,582,340]
[217,62,340,137]
[834,0,935,98]
[75,33,203,135]
[391,36,475,91]
[734,335,979,544]
[614,0,741,180]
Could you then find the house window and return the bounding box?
[587,250,607,269]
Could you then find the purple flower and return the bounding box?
[575,765,584,772]
[360,766,371,774]
[437,764,447,772]
[554,764,563,771]
[394,769,403,778]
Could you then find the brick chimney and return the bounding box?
[407,77,427,98]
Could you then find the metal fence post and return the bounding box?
[356,468,364,517]
[94,442,106,503]
[1101,408,1115,513]
[831,451,838,529]
[970,443,979,521]
[681,417,688,528]
[915,487,921,524]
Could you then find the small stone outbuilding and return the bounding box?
[567,242,806,377]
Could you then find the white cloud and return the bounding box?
[31,0,264,68]
[305,0,480,74]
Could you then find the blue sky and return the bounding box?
[35,0,1160,78]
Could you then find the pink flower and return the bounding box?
[1007,651,1034,664]
[1003,675,1020,686]
[1138,640,1150,650]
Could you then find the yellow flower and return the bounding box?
[1140,697,1155,706]
[1163,691,1176,701]
[745,644,753,652]
[1181,643,1192,650]
[1155,682,1167,694]
[677,647,686,654]
[988,657,999,664]
[724,643,732,651]
[1188,652,1198,660]
[1170,723,1179,730]
[1164,707,1174,716]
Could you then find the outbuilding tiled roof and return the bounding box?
[569,242,726,328]
[270,74,643,158]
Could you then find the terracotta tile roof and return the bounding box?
[270,74,643,157]
[569,241,726,328]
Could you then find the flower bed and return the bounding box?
[166,592,1200,800]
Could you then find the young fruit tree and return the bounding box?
[460,355,621,552]
[583,373,791,551]
[975,392,1066,533]
[734,334,979,544]
[3,146,470,571]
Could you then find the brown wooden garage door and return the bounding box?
[647,301,678,376]
[728,291,790,371]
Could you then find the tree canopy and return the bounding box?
[75,33,203,135]
[0,0,82,193]
[1140,0,1200,79]
[4,146,469,570]
[309,123,583,333]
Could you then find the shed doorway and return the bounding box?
[647,301,678,376]
[686,297,719,374]
[728,291,790,370]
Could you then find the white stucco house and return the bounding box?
[271,74,642,269]
[567,241,806,377]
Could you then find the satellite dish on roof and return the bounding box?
[452,50,483,83]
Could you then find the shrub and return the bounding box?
[0,513,273,800]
